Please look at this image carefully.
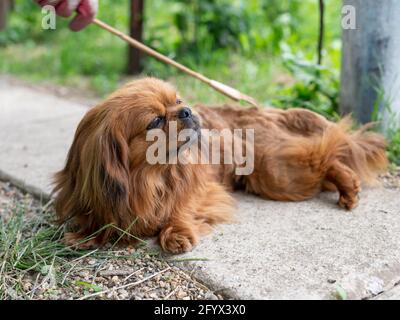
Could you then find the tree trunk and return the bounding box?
[0,0,10,31]
[340,0,400,129]
[127,0,144,75]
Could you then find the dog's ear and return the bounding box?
[90,124,131,222]
[53,107,132,245]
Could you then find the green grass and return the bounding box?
[0,197,153,300]
[371,82,400,165]
[386,128,400,166]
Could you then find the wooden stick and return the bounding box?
[92,18,259,107]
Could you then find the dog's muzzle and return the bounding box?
[178,107,200,132]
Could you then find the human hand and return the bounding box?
[36,0,98,31]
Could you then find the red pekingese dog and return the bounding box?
[53,77,387,252]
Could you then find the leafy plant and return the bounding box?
[0,1,44,46]
[148,0,251,65]
[270,46,340,120]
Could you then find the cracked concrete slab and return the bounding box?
[1,77,400,299]
[179,191,400,299]
[374,284,400,299]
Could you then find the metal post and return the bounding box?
[340,0,400,129]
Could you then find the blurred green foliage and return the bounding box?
[0,0,129,93]
[0,0,342,99]
[270,45,340,120]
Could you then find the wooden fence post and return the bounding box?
[340,0,400,129]
[127,0,144,75]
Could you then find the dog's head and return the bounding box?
[106,78,201,162]
[54,78,202,232]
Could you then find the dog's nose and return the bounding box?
[178,107,192,119]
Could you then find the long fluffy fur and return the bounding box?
[54,78,388,252]
[196,105,387,209]
[53,78,233,252]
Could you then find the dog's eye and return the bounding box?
[147,116,165,130]
[176,98,182,105]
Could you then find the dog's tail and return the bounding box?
[280,116,388,184]
[337,118,388,184]
[318,117,388,185]
[259,116,387,201]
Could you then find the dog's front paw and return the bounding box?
[159,226,197,254]
[64,232,99,249]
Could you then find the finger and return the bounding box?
[56,0,80,17]
[37,0,80,17]
[69,0,98,31]
[55,1,71,17]
[36,0,59,7]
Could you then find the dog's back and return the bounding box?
[195,104,388,209]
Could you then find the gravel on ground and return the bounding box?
[0,181,220,300]
[379,166,400,189]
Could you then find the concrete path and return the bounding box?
[1,77,400,299]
